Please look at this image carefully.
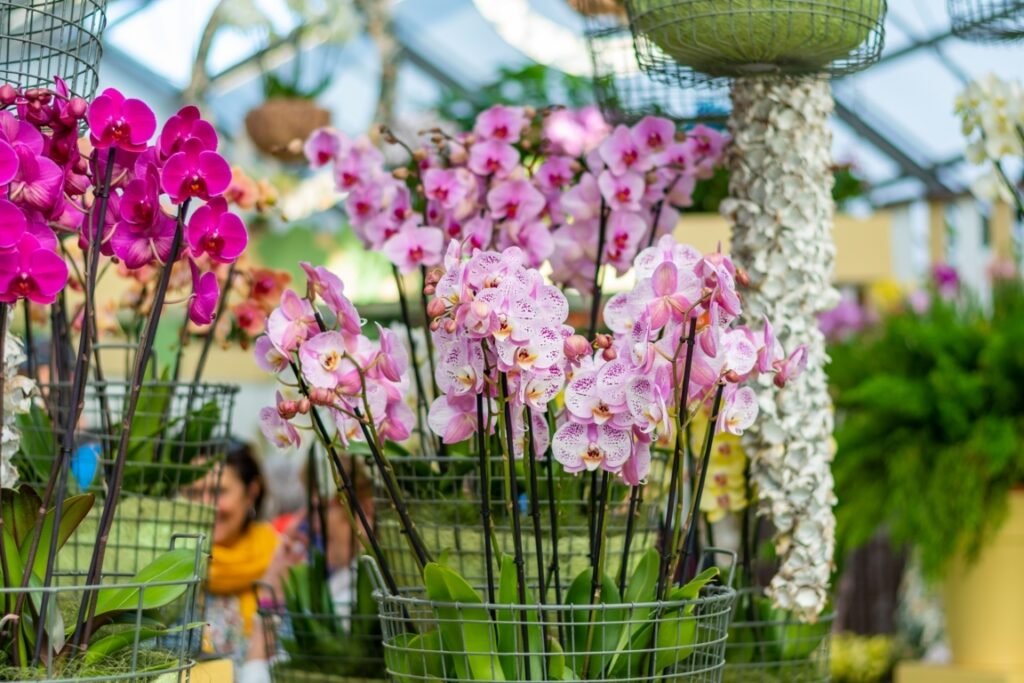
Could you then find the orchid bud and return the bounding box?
[521,139,532,151]
[423,284,436,296]
[297,398,311,414]
[278,400,299,420]
[0,84,15,104]
[773,373,788,389]
[524,106,536,118]
[413,149,428,162]
[563,334,591,362]
[602,347,617,362]
[308,388,335,406]
[427,297,447,319]
[430,320,441,332]
[724,370,742,383]
[425,268,443,286]
[735,268,751,288]
[68,97,88,119]
[444,319,458,334]
[594,333,613,350]
[392,167,409,180]
[448,146,468,165]
[463,133,476,146]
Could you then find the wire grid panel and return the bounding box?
[372,455,665,594]
[16,380,237,575]
[374,582,737,683]
[0,534,204,682]
[0,1,107,99]
[260,607,387,682]
[723,589,834,682]
[579,0,731,123]
[949,0,1024,41]
[625,0,887,82]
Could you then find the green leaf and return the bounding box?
[423,562,504,681]
[166,401,221,464]
[2,528,25,587]
[93,548,195,617]
[652,605,698,672]
[19,493,94,579]
[495,555,544,680]
[14,405,55,484]
[84,622,202,664]
[758,598,831,661]
[606,548,660,674]
[669,566,720,604]
[564,568,626,678]
[2,485,41,548]
[122,368,173,468]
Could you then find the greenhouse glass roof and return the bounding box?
[97,0,1024,206]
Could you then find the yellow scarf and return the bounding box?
[207,521,278,636]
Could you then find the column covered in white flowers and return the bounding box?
[722,77,840,621]
[1,308,33,487]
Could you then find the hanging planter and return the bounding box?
[245,97,332,163]
[625,0,886,80]
[0,0,108,98]
[575,0,731,124]
[948,0,1024,42]
[15,379,237,575]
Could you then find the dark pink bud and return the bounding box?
[601,347,617,361]
[427,297,447,319]
[735,268,751,288]
[68,97,88,119]
[563,334,591,362]
[724,370,742,383]
[0,84,17,105]
[425,268,444,286]
[594,334,613,350]
[297,398,311,414]
[430,320,441,332]
[444,319,457,333]
[308,388,335,406]
[278,400,299,420]
[423,284,436,296]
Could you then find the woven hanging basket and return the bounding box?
[625,0,887,80]
[576,0,730,123]
[245,97,331,163]
[948,0,1024,42]
[0,0,108,99]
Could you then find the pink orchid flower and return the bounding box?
[382,226,444,274]
[187,198,248,264]
[0,140,17,185]
[597,170,644,212]
[632,116,675,156]
[603,210,647,274]
[552,421,631,475]
[436,338,486,395]
[467,140,519,177]
[560,172,602,221]
[0,198,26,248]
[773,345,808,388]
[536,156,574,192]
[304,128,341,168]
[254,335,289,374]
[87,88,157,152]
[188,259,220,325]
[161,138,232,204]
[520,365,565,412]
[719,386,758,435]
[266,289,318,353]
[372,323,409,383]
[260,406,300,450]
[598,125,652,176]
[487,179,545,222]
[299,331,361,393]
[0,233,68,304]
[428,392,478,444]
[474,105,527,143]
[8,145,62,211]
[423,168,471,210]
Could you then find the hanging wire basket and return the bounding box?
[364,556,737,683]
[371,454,666,593]
[0,0,108,99]
[0,534,204,683]
[624,0,888,82]
[723,589,835,682]
[577,0,731,123]
[948,0,1024,42]
[14,379,237,575]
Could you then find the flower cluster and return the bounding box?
[0,81,246,323]
[1,315,33,487]
[305,108,726,286]
[956,75,1024,203]
[257,263,414,450]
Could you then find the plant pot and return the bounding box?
[627,0,885,76]
[948,0,1024,42]
[367,558,737,683]
[724,589,834,683]
[943,489,1024,673]
[16,380,238,575]
[245,98,331,163]
[0,536,204,682]
[373,454,665,592]
[261,608,387,683]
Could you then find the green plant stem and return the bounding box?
[75,199,191,649]
[677,383,726,584]
[476,392,496,604]
[390,267,432,451]
[656,317,698,602]
[524,407,550,668]
[617,485,642,597]
[581,470,612,680]
[23,148,116,659]
[496,373,531,680]
[587,200,609,341]
[543,453,564,642]
[22,300,34,380]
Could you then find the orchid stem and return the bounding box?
[476,392,496,604]
[587,200,609,341]
[391,267,433,452]
[617,485,642,597]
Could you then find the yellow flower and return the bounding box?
[867,278,904,315]
[699,433,749,522]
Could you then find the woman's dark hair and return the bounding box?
[224,439,266,521]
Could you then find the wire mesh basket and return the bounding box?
[723,589,834,682]
[624,0,887,82]
[578,0,731,123]
[0,0,108,99]
[372,454,665,594]
[0,534,204,682]
[14,380,237,575]
[949,0,1024,41]
[365,556,737,683]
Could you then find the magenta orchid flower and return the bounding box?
[187,259,220,325]
[633,116,675,156]
[0,233,68,304]
[474,105,527,143]
[0,140,17,185]
[158,105,218,159]
[598,125,652,176]
[597,170,644,213]
[87,88,157,152]
[382,226,444,274]
[9,145,62,211]
[161,138,231,204]
[305,128,341,168]
[187,198,248,264]
[552,421,631,474]
[468,140,519,177]
[110,212,178,269]
[423,168,472,210]
[487,179,545,222]
[0,198,26,248]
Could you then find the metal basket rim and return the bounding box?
[37,379,240,394]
